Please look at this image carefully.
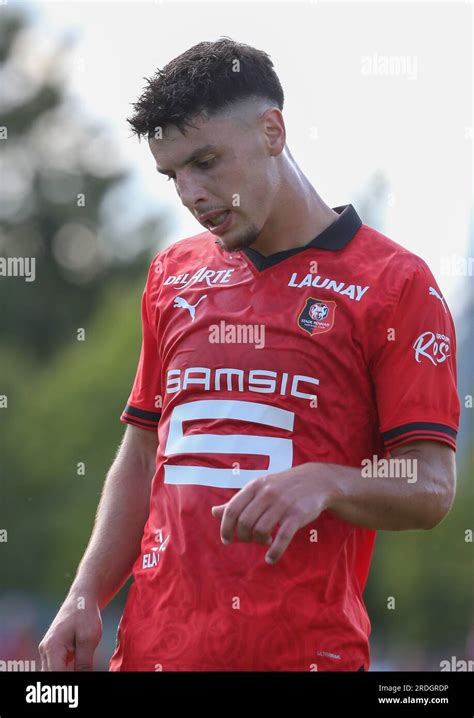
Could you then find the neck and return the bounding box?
[248,149,339,257]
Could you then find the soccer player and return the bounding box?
[39,38,460,672]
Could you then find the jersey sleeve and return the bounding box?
[120,259,162,432]
[369,257,460,452]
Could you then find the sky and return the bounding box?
[12,0,474,312]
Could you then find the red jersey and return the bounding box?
[109,204,459,672]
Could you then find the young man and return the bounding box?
[39,38,460,672]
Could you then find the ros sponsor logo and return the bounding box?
[413,331,450,365]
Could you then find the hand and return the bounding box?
[38,592,103,671]
[211,463,332,565]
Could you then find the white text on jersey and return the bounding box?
[166,367,319,401]
[165,266,235,288]
[288,272,370,301]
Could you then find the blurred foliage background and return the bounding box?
[1,7,473,671]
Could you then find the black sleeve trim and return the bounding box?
[382,421,457,450]
[120,403,161,429]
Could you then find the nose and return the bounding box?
[175,172,208,210]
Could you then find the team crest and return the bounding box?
[297,298,336,335]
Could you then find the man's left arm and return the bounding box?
[324,439,457,531]
[211,440,457,565]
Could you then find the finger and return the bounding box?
[235,500,272,542]
[65,649,76,671]
[236,497,286,543]
[254,533,273,546]
[74,637,95,671]
[265,516,300,565]
[38,645,48,672]
[213,502,272,544]
[46,644,71,671]
[219,480,262,544]
[252,503,286,544]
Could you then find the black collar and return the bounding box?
[240,204,362,271]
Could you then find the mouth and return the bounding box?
[201,210,233,235]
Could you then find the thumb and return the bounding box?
[211,504,227,517]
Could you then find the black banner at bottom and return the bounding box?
[0,671,472,717]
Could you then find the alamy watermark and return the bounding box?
[209,321,265,349]
[361,455,418,483]
[439,656,474,671]
[440,254,474,277]
[0,659,37,671]
[0,256,36,282]
[361,52,418,80]
[26,681,78,708]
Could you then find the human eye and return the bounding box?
[196,157,216,170]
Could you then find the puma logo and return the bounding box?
[429,286,447,313]
[173,295,207,321]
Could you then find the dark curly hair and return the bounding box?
[127,37,285,139]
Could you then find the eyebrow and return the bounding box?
[155,144,219,175]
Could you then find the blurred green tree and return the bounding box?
[2,276,145,594]
[0,7,166,361]
[365,446,474,665]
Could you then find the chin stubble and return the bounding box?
[216,222,261,253]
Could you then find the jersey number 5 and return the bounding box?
[163,399,295,488]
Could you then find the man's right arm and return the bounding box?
[38,424,158,671]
